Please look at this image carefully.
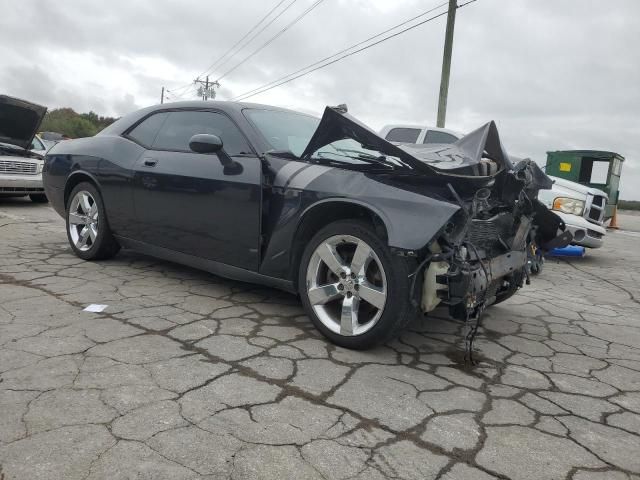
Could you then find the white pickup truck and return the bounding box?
[537,177,607,248]
[380,124,607,248]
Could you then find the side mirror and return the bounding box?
[189,134,223,154]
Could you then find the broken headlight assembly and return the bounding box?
[552,197,585,216]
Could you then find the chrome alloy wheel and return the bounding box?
[306,235,387,336]
[68,191,98,252]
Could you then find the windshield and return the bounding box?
[244,108,400,169]
[244,109,319,157]
[31,136,45,151]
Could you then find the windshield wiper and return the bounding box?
[335,148,387,162]
[314,151,394,170]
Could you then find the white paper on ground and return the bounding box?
[83,304,108,313]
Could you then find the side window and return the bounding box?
[385,127,421,143]
[424,130,459,144]
[153,111,251,155]
[128,112,169,147]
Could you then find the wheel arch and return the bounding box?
[64,171,101,208]
[290,199,391,289]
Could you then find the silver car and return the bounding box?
[0,95,48,203]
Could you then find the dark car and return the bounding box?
[43,101,570,349]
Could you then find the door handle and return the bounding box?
[143,157,158,167]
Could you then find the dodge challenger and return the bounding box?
[42,101,571,349]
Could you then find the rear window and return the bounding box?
[423,130,459,144]
[385,128,421,143]
[128,112,169,147]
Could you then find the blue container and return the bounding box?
[548,245,586,257]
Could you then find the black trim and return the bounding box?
[114,236,295,293]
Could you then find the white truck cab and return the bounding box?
[379,124,462,145]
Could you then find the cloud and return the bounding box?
[1,0,638,197]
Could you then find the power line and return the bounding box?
[233,0,477,101]
[165,86,196,100]
[196,0,290,80]
[167,0,299,93]
[166,82,197,95]
[201,0,301,80]
[233,0,448,101]
[215,0,327,82]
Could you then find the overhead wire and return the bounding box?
[233,0,448,100]
[200,0,301,79]
[164,0,301,96]
[233,0,477,101]
[215,0,327,82]
[195,0,291,79]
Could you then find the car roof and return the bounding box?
[98,100,316,137]
[150,100,307,115]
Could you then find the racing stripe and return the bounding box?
[273,162,308,187]
[287,165,333,190]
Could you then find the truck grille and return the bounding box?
[0,160,37,175]
[587,195,606,223]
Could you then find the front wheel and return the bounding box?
[66,182,120,260]
[298,220,418,349]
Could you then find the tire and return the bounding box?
[65,182,120,260]
[29,194,48,203]
[298,219,419,349]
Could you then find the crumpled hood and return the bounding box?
[0,95,47,150]
[300,106,515,177]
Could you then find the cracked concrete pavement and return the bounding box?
[1,198,640,480]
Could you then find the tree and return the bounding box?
[40,108,117,138]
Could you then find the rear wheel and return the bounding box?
[29,194,48,203]
[66,182,120,260]
[299,220,418,349]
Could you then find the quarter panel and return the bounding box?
[258,156,460,280]
[44,135,145,235]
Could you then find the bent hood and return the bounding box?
[300,106,514,176]
[0,95,47,150]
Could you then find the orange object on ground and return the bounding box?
[608,206,620,229]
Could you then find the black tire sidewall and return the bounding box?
[65,182,116,260]
[298,220,417,349]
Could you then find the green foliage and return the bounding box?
[619,200,640,211]
[40,108,117,138]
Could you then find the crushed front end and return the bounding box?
[294,106,572,325]
[420,159,572,323]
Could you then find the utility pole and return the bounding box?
[160,86,165,104]
[436,0,457,128]
[194,76,220,100]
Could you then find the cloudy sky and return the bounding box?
[1,0,638,198]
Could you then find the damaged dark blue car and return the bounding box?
[42,101,571,349]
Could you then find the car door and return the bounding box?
[130,109,262,271]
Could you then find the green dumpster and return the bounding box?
[546,150,624,219]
